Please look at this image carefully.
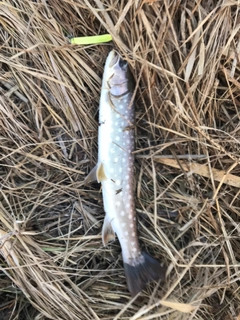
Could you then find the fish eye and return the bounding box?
[119,58,128,69]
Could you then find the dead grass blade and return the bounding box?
[155,158,240,188]
[159,300,197,313]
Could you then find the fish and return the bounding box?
[86,50,166,296]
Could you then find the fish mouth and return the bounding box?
[109,50,120,68]
[109,50,128,71]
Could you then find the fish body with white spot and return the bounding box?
[87,50,166,296]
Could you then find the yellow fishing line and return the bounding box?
[70,34,112,45]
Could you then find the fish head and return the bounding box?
[105,50,133,96]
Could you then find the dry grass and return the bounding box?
[0,0,240,319]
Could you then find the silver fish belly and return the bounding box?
[86,50,166,296]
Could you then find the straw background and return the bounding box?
[0,0,240,319]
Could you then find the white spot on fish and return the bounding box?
[110,168,114,173]
[126,203,130,208]
[116,201,120,206]
[119,167,122,173]
[128,195,132,199]
[132,247,137,252]
[119,105,123,109]
[122,222,126,227]
[118,128,122,132]
[116,114,120,118]
[131,241,135,246]
[126,175,129,179]
[127,140,130,144]
[114,157,118,162]
[116,136,120,141]
[120,211,125,216]
[128,214,133,219]
[130,223,134,228]
[124,231,128,236]
[116,179,121,185]
[126,184,130,190]
[122,158,126,163]
[132,232,136,237]
[110,148,114,153]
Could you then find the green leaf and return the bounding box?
[70,34,112,45]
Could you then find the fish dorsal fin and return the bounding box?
[85,162,107,184]
[102,215,115,246]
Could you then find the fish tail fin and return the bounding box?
[123,251,166,297]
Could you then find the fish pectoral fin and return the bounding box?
[84,162,107,184]
[102,216,115,246]
[84,164,98,184]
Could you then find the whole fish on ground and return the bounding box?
[86,50,166,296]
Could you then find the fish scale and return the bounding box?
[86,50,166,296]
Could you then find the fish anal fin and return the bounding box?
[123,251,166,297]
[85,162,107,184]
[102,216,115,246]
[97,162,107,182]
